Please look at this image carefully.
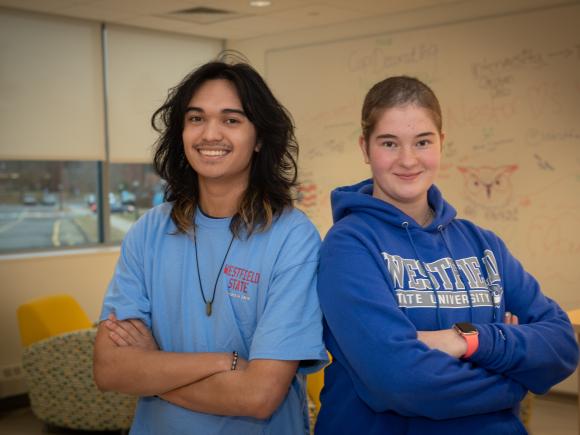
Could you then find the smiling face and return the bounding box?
[182,79,258,189]
[360,104,444,213]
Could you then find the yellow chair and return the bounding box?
[17,294,92,346]
[306,353,332,433]
[307,369,325,416]
[17,294,136,432]
[306,370,324,434]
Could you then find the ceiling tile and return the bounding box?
[0,0,564,40]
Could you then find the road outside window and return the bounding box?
[0,161,163,252]
[109,163,163,243]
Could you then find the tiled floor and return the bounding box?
[0,407,125,435]
[0,394,577,434]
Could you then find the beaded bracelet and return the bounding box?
[231,351,239,371]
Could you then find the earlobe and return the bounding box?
[359,136,370,164]
[254,142,261,152]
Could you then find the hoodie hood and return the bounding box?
[331,178,456,230]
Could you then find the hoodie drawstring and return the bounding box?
[402,221,443,329]
[437,225,475,323]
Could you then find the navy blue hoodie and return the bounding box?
[316,179,578,435]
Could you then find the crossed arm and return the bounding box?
[417,312,519,358]
[93,315,298,419]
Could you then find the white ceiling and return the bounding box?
[0,0,467,40]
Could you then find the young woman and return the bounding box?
[315,76,578,435]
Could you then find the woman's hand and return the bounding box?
[417,329,466,358]
[417,312,519,358]
[504,312,519,325]
[104,313,159,351]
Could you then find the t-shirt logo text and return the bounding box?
[224,264,260,296]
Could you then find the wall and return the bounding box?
[228,0,580,394]
[0,9,222,398]
[1,0,577,399]
[0,249,119,397]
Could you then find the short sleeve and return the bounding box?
[99,217,152,327]
[249,216,329,374]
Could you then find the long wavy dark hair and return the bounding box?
[152,54,298,237]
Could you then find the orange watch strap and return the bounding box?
[462,333,479,359]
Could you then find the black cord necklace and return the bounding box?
[193,230,235,316]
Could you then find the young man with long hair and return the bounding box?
[94,57,327,434]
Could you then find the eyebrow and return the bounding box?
[185,107,247,117]
[375,131,436,139]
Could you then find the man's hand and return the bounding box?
[102,313,249,371]
[104,313,159,351]
[160,359,299,419]
[95,316,243,396]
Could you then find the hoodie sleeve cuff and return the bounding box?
[468,323,506,366]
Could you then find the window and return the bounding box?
[109,163,163,243]
[0,10,220,253]
[0,161,98,252]
[0,161,165,252]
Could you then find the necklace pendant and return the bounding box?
[206,302,212,317]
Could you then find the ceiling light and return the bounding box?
[250,1,271,7]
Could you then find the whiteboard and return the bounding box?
[266,4,580,308]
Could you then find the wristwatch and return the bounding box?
[453,322,479,359]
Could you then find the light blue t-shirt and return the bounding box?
[100,203,328,435]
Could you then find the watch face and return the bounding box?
[454,322,478,334]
